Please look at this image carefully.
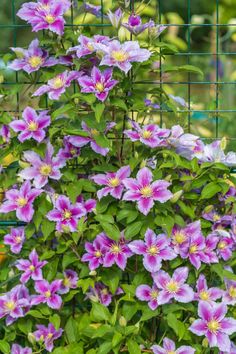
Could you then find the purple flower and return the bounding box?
[11,344,32,354]
[9,39,58,74]
[151,337,195,354]
[203,234,219,264]
[58,269,78,294]
[195,275,222,302]
[194,140,236,167]
[189,302,236,352]
[17,1,67,35]
[47,195,86,232]
[0,285,31,326]
[16,249,47,284]
[222,278,236,305]
[33,322,63,352]
[68,121,116,156]
[31,279,62,309]
[136,283,160,310]
[91,165,130,200]
[168,94,187,108]
[149,25,167,39]
[81,233,107,270]
[171,221,199,255]
[85,282,123,306]
[122,14,155,35]
[0,181,42,222]
[94,40,151,74]
[33,71,81,100]
[81,2,101,17]
[9,107,50,143]
[78,67,118,102]
[0,124,10,143]
[19,143,64,188]
[123,167,173,215]
[216,237,234,261]
[153,267,194,305]
[220,342,236,354]
[67,34,109,59]
[97,233,132,270]
[4,227,25,254]
[144,98,160,109]
[76,195,96,214]
[129,228,176,272]
[107,8,123,28]
[58,136,81,160]
[124,120,170,148]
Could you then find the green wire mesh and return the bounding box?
[0,0,236,227]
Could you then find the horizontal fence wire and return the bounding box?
[0,0,236,227]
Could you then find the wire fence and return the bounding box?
[0,0,236,227]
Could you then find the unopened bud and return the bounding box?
[170,190,183,203]
[0,75,4,84]
[119,316,127,327]
[189,317,195,324]
[202,338,209,348]
[220,137,227,150]
[74,98,79,104]
[165,174,172,182]
[204,205,213,213]
[28,333,36,344]
[89,270,97,276]
[55,231,62,238]
[118,26,128,41]
[140,160,147,169]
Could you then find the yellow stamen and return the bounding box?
[87,43,94,51]
[166,280,179,293]
[189,245,198,254]
[15,236,22,244]
[17,197,27,207]
[45,14,55,24]
[29,265,35,271]
[200,291,209,301]
[108,177,120,188]
[28,56,43,68]
[167,351,176,354]
[207,320,220,333]
[28,121,38,131]
[218,241,226,250]
[111,50,128,62]
[5,301,15,311]
[111,244,120,254]
[70,148,77,156]
[94,250,102,258]
[45,291,51,298]
[63,277,71,287]
[140,185,152,198]
[150,290,158,299]
[39,164,52,176]
[213,214,220,222]
[101,288,108,295]
[90,129,99,136]
[174,232,186,244]
[148,245,159,255]
[52,77,64,89]
[63,210,72,220]
[229,286,236,298]
[142,130,152,139]
[95,82,105,92]
[47,333,53,339]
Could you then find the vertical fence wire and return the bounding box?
[215,0,219,138]
[187,0,191,132]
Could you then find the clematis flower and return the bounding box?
[85,282,123,307]
[81,2,101,17]
[202,234,219,264]
[194,140,236,167]
[220,342,236,354]
[0,181,42,222]
[17,1,67,35]
[151,337,195,354]
[91,165,130,200]
[47,195,86,232]
[9,106,50,143]
[33,71,81,100]
[9,39,58,74]
[68,121,116,156]
[0,285,31,326]
[222,278,236,305]
[96,232,133,270]
[81,233,107,270]
[19,142,64,188]
[124,120,170,148]
[0,124,10,143]
[67,34,109,58]
[129,228,176,272]
[149,24,167,39]
[122,14,155,35]
[136,283,160,310]
[31,279,62,309]
[16,249,47,284]
[195,275,222,302]
[189,302,236,352]
[153,267,194,305]
[76,195,96,214]
[216,237,234,261]
[144,98,160,109]
[33,323,63,352]
[11,344,32,354]
[4,227,25,254]
[58,269,78,294]
[107,8,123,29]
[78,67,118,102]
[57,136,80,160]
[171,221,199,255]
[94,40,151,74]
[123,167,173,215]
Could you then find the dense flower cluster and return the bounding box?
[1,2,236,353]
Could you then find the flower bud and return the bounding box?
[55,231,62,238]
[74,98,79,105]
[118,26,129,41]
[89,270,97,276]
[18,160,30,169]
[119,316,127,327]
[204,205,213,213]
[189,317,195,324]
[0,75,4,84]
[202,338,209,348]
[220,137,227,150]
[165,174,172,182]
[28,333,36,345]
[140,160,147,169]
[170,190,183,203]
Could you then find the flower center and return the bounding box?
[86,43,94,51]
[111,50,128,62]
[45,291,51,298]
[218,241,226,250]
[63,210,72,220]
[28,56,43,68]
[70,148,77,155]
[15,236,22,244]
[47,333,53,339]
[140,185,152,198]
[229,286,236,298]
[45,14,55,24]
[207,320,220,333]
[90,129,99,136]
[166,280,179,293]
[17,197,27,207]
[63,277,71,287]
[142,130,152,139]
[111,244,120,254]
[40,164,52,176]
[173,232,186,244]
[28,121,38,131]
[52,77,64,89]
[29,265,35,271]
[5,301,15,311]
[200,291,209,300]
[189,244,198,254]
[167,351,176,354]
[108,177,120,188]
[101,288,108,295]
[95,82,105,92]
[94,250,102,258]
[150,290,158,299]
[148,245,159,255]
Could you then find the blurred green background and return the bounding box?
[1,0,236,148]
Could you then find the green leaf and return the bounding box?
[27,310,46,319]
[127,339,141,354]
[166,313,190,340]
[17,319,32,334]
[178,65,204,77]
[112,332,123,347]
[53,343,83,354]
[41,219,55,239]
[200,182,222,199]
[65,317,79,343]
[91,303,111,322]
[49,314,61,330]
[100,222,120,241]
[110,97,128,111]
[93,103,105,122]
[0,340,10,354]
[51,104,74,119]
[124,221,142,239]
